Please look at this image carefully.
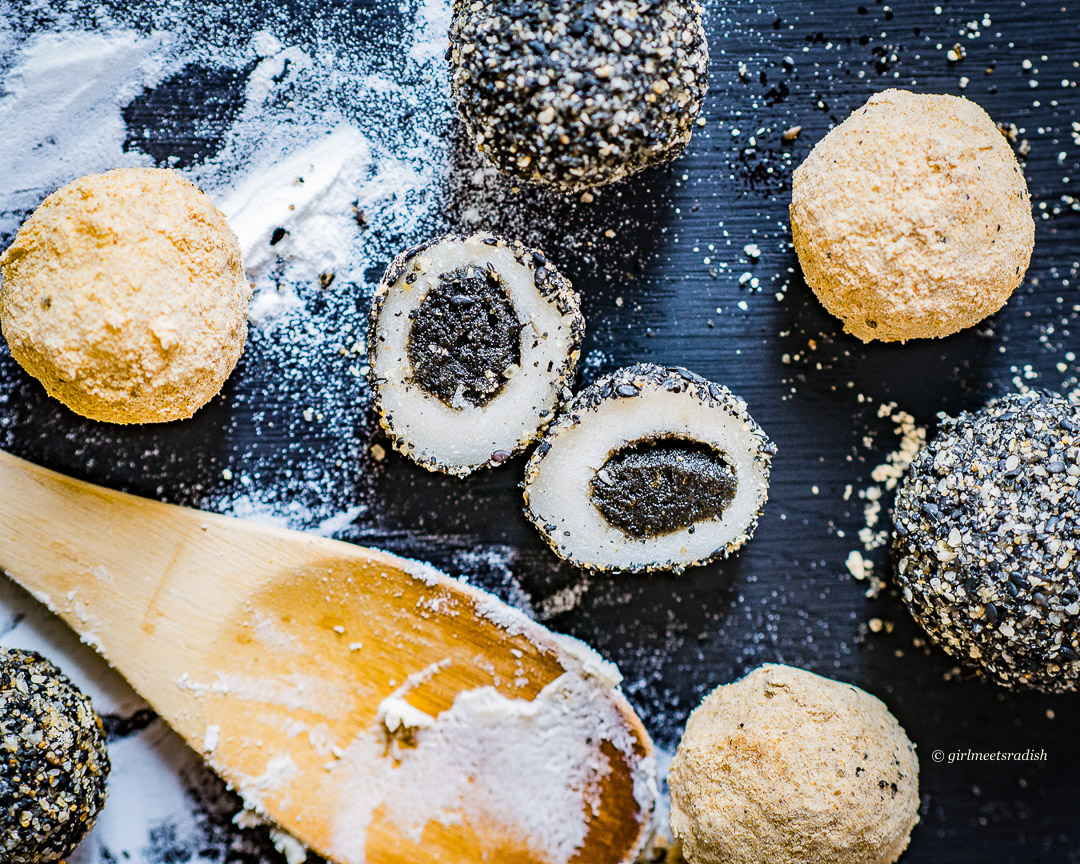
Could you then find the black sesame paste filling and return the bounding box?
[407,264,522,409]
[590,437,738,539]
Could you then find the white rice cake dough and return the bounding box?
[369,233,584,477]
[524,364,775,573]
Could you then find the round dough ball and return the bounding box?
[449,0,709,192]
[893,390,1080,692]
[790,89,1034,342]
[669,664,919,864]
[0,167,251,423]
[0,647,110,864]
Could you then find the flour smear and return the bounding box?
[213,633,657,864]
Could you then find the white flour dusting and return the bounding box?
[359,677,609,863]
[0,18,453,310]
[0,29,170,220]
[0,2,455,535]
[322,652,655,864]
[192,604,656,864]
[161,551,652,864]
[219,124,372,318]
[270,828,309,864]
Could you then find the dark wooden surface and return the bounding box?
[2,1,1080,862]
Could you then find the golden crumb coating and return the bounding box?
[0,167,251,423]
[669,664,919,864]
[790,89,1034,342]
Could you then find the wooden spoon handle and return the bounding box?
[0,450,656,864]
[0,449,325,673]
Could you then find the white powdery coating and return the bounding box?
[0,14,454,329]
[204,35,371,318]
[239,754,300,803]
[408,0,453,64]
[179,671,341,714]
[196,553,653,864]
[326,669,625,864]
[270,828,309,864]
[0,29,168,220]
[451,545,539,620]
[215,494,368,538]
[203,724,221,755]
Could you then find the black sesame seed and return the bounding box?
[0,649,110,864]
[892,390,1080,693]
[448,0,709,191]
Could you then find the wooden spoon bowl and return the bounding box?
[0,450,656,864]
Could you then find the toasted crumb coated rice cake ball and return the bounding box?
[669,664,919,864]
[0,168,250,423]
[791,89,1033,342]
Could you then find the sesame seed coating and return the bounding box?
[892,391,1080,692]
[0,648,110,863]
[449,0,709,192]
[523,364,775,573]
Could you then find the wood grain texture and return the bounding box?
[0,450,652,864]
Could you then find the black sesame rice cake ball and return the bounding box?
[893,390,1080,692]
[369,232,584,477]
[1,647,110,864]
[523,364,775,573]
[449,0,709,192]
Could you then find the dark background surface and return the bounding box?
[2,1,1080,862]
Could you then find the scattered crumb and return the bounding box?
[843,404,926,598]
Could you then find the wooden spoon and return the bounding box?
[0,450,655,864]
